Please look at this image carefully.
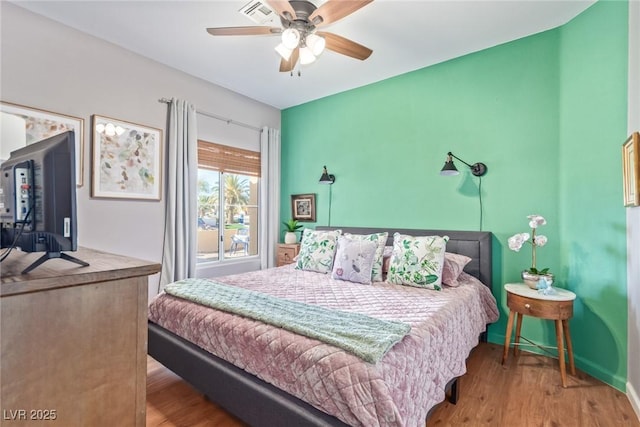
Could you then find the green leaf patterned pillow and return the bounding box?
[387,233,449,290]
[295,229,342,274]
[343,232,388,282]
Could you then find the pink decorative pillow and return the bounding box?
[441,252,472,287]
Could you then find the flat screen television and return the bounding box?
[0,130,88,274]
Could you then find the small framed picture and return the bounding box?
[91,114,163,200]
[291,193,316,222]
[0,101,85,187]
[622,132,640,207]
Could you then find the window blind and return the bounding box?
[198,140,260,177]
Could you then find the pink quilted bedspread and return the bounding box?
[148,265,499,427]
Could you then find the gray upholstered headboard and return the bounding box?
[315,226,492,288]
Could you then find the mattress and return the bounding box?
[148,265,499,427]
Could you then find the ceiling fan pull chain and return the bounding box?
[290,66,301,77]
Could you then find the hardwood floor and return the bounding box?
[146,343,639,426]
[146,355,245,427]
[428,344,638,426]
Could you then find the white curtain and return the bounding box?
[260,127,281,269]
[159,98,198,291]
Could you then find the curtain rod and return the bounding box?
[158,98,262,132]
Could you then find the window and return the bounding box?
[197,140,260,263]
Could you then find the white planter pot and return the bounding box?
[522,271,554,289]
[284,232,297,244]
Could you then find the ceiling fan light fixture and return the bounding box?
[281,28,300,49]
[306,33,326,56]
[299,46,316,65]
[274,43,293,60]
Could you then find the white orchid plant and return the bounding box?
[508,214,550,275]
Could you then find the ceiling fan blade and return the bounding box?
[316,31,372,60]
[266,0,297,20]
[279,48,299,72]
[310,0,373,27]
[206,26,281,36]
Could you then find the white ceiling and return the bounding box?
[11,0,595,109]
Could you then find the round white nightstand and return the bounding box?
[501,283,577,387]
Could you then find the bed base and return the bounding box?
[149,321,461,426]
[149,321,349,426]
[148,227,492,426]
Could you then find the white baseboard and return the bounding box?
[628,381,640,423]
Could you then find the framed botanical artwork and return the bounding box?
[91,115,163,200]
[0,101,85,186]
[291,193,316,222]
[623,132,640,207]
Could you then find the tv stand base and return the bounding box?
[23,251,90,274]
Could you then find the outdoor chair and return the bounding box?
[230,227,249,255]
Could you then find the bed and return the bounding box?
[148,227,498,426]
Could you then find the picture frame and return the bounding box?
[91,114,163,201]
[0,101,85,187]
[291,193,316,222]
[623,132,640,207]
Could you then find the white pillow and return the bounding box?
[295,229,342,274]
[387,233,449,290]
[331,236,378,285]
[343,232,388,282]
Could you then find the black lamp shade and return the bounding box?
[440,159,460,176]
[319,166,335,184]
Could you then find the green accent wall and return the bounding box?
[281,1,628,390]
[558,0,629,389]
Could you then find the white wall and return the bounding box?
[0,3,280,297]
[0,113,26,160]
[628,0,640,420]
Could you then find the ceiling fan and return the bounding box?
[206,0,373,72]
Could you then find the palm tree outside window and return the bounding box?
[196,140,260,263]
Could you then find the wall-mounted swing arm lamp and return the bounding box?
[319,166,335,226]
[440,152,487,177]
[319,166,335,184]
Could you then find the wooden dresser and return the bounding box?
[1,247,161,426]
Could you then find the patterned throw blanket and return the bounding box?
[164,278,411,363]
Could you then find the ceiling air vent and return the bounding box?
[239,0,277,25]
